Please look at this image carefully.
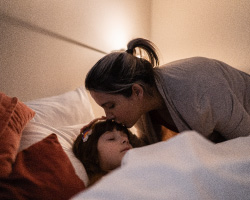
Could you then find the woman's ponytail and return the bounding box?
[126,38,159,67]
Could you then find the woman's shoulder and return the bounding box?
[155,56,227,79]
[160,56,215,69]
[154,57,228,97]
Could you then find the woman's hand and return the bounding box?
[80,116,106,133]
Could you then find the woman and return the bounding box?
[85,38,250,144]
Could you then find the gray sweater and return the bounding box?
[135,57,250,144]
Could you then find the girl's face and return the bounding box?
[90,87,144,128]
[97,129,132,172]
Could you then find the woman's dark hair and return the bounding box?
[85,38,160,97]
[73,120,137,186]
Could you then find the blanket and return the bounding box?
[72,131,250,200]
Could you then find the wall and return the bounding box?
[151,0,250,73]
[3,0,248,118]
[0,0,151,117]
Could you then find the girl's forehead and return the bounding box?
[98,130,115,141]
[100,129,128,138]
[102,129,117,136]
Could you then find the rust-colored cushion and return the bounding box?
[0,92,35,178]
[0,134,85,200]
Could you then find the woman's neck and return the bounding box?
[145,86,165,112]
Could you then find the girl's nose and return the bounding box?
[121,136,129,144]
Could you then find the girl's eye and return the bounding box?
[108,138,115,141]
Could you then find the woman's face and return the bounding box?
[97,129,132,171]
[90,89,143,128]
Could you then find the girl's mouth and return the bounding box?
[121,147,131,152]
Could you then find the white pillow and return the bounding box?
[25,86,94,128]
[19,122,89,186]
[21,86,95,186]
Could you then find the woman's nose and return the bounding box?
[105,110,114,120]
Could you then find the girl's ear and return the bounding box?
[131,84,144,98]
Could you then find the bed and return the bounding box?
[0,87,92,199]
[1,86,250,200]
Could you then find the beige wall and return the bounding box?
[151,0,250,73]
[1,0,250,118]
[0,0,151,117]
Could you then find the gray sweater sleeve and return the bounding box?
[137,57,250,141]
[196,83,250,139]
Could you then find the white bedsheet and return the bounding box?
[72,131,250,200]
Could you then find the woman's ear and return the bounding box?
[131,84,144,98]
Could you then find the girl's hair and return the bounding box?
[73,120,137,186]
[85,38,160,97]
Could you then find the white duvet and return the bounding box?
[72,131,250,200]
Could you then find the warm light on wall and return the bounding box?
[110,33,127,51]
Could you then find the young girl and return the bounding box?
[73,118,143,187]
